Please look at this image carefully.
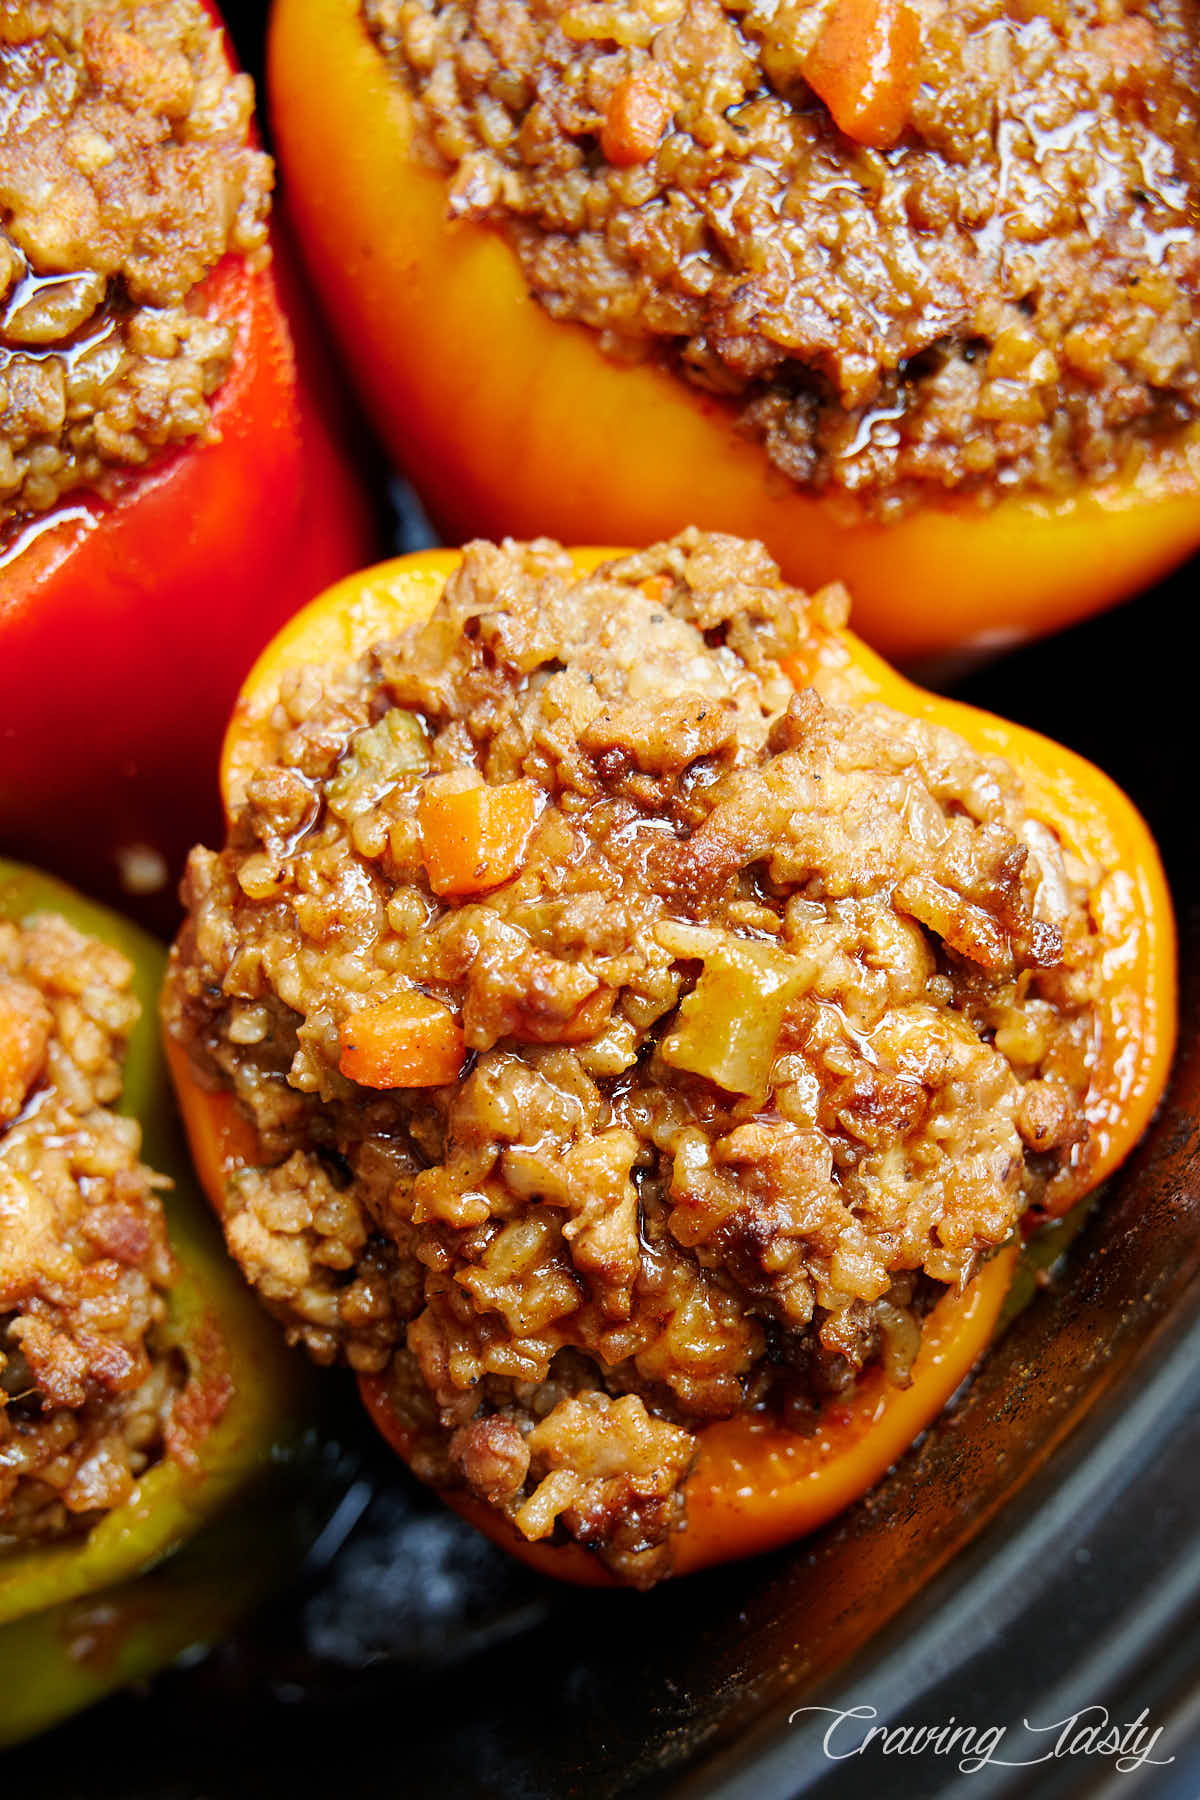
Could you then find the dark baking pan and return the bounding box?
[4,555,1197,1799]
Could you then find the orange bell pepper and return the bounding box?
[268,0,1200,665]
[165,546,1175,1581]
[0,4,376,927]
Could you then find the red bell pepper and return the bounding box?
[0,6,375,927]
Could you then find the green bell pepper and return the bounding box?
[0,860,319,1746]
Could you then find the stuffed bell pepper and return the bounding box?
[271,0,1200,662]
[0,0,374,917]
[162,533,1174,1586]
[0,860,316,1746]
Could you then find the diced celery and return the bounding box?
[660,935,806,1098]
[326,708,429,823]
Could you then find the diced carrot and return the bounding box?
[419,780,538,898]
[601,72,673,168]
[339,993,466,1088]
[803,0,921,151]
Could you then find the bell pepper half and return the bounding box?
[165,547,1176,1583]
[267,0,1200,666]
[0,3,376,925]
[0,859,319,1747]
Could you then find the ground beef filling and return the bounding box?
[0,0,271,531]
[0,914,183,1551]
[363,0,1200,515]
[166,530,1100,1583]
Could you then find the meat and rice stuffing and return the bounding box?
[0,0,271,529]
[0,913,184,1551]
[166,530,1103,1584]
[363,0,1200,515]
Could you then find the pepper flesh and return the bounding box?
[0,861,317,1747]
[0,5,376,926]
[167,548,1175,1582]
[268,0,1200,665]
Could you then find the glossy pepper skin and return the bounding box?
[0,860,317,1748]
[268,0,1200,666]
[0,4,376,926]
[165,548,1176,1584]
